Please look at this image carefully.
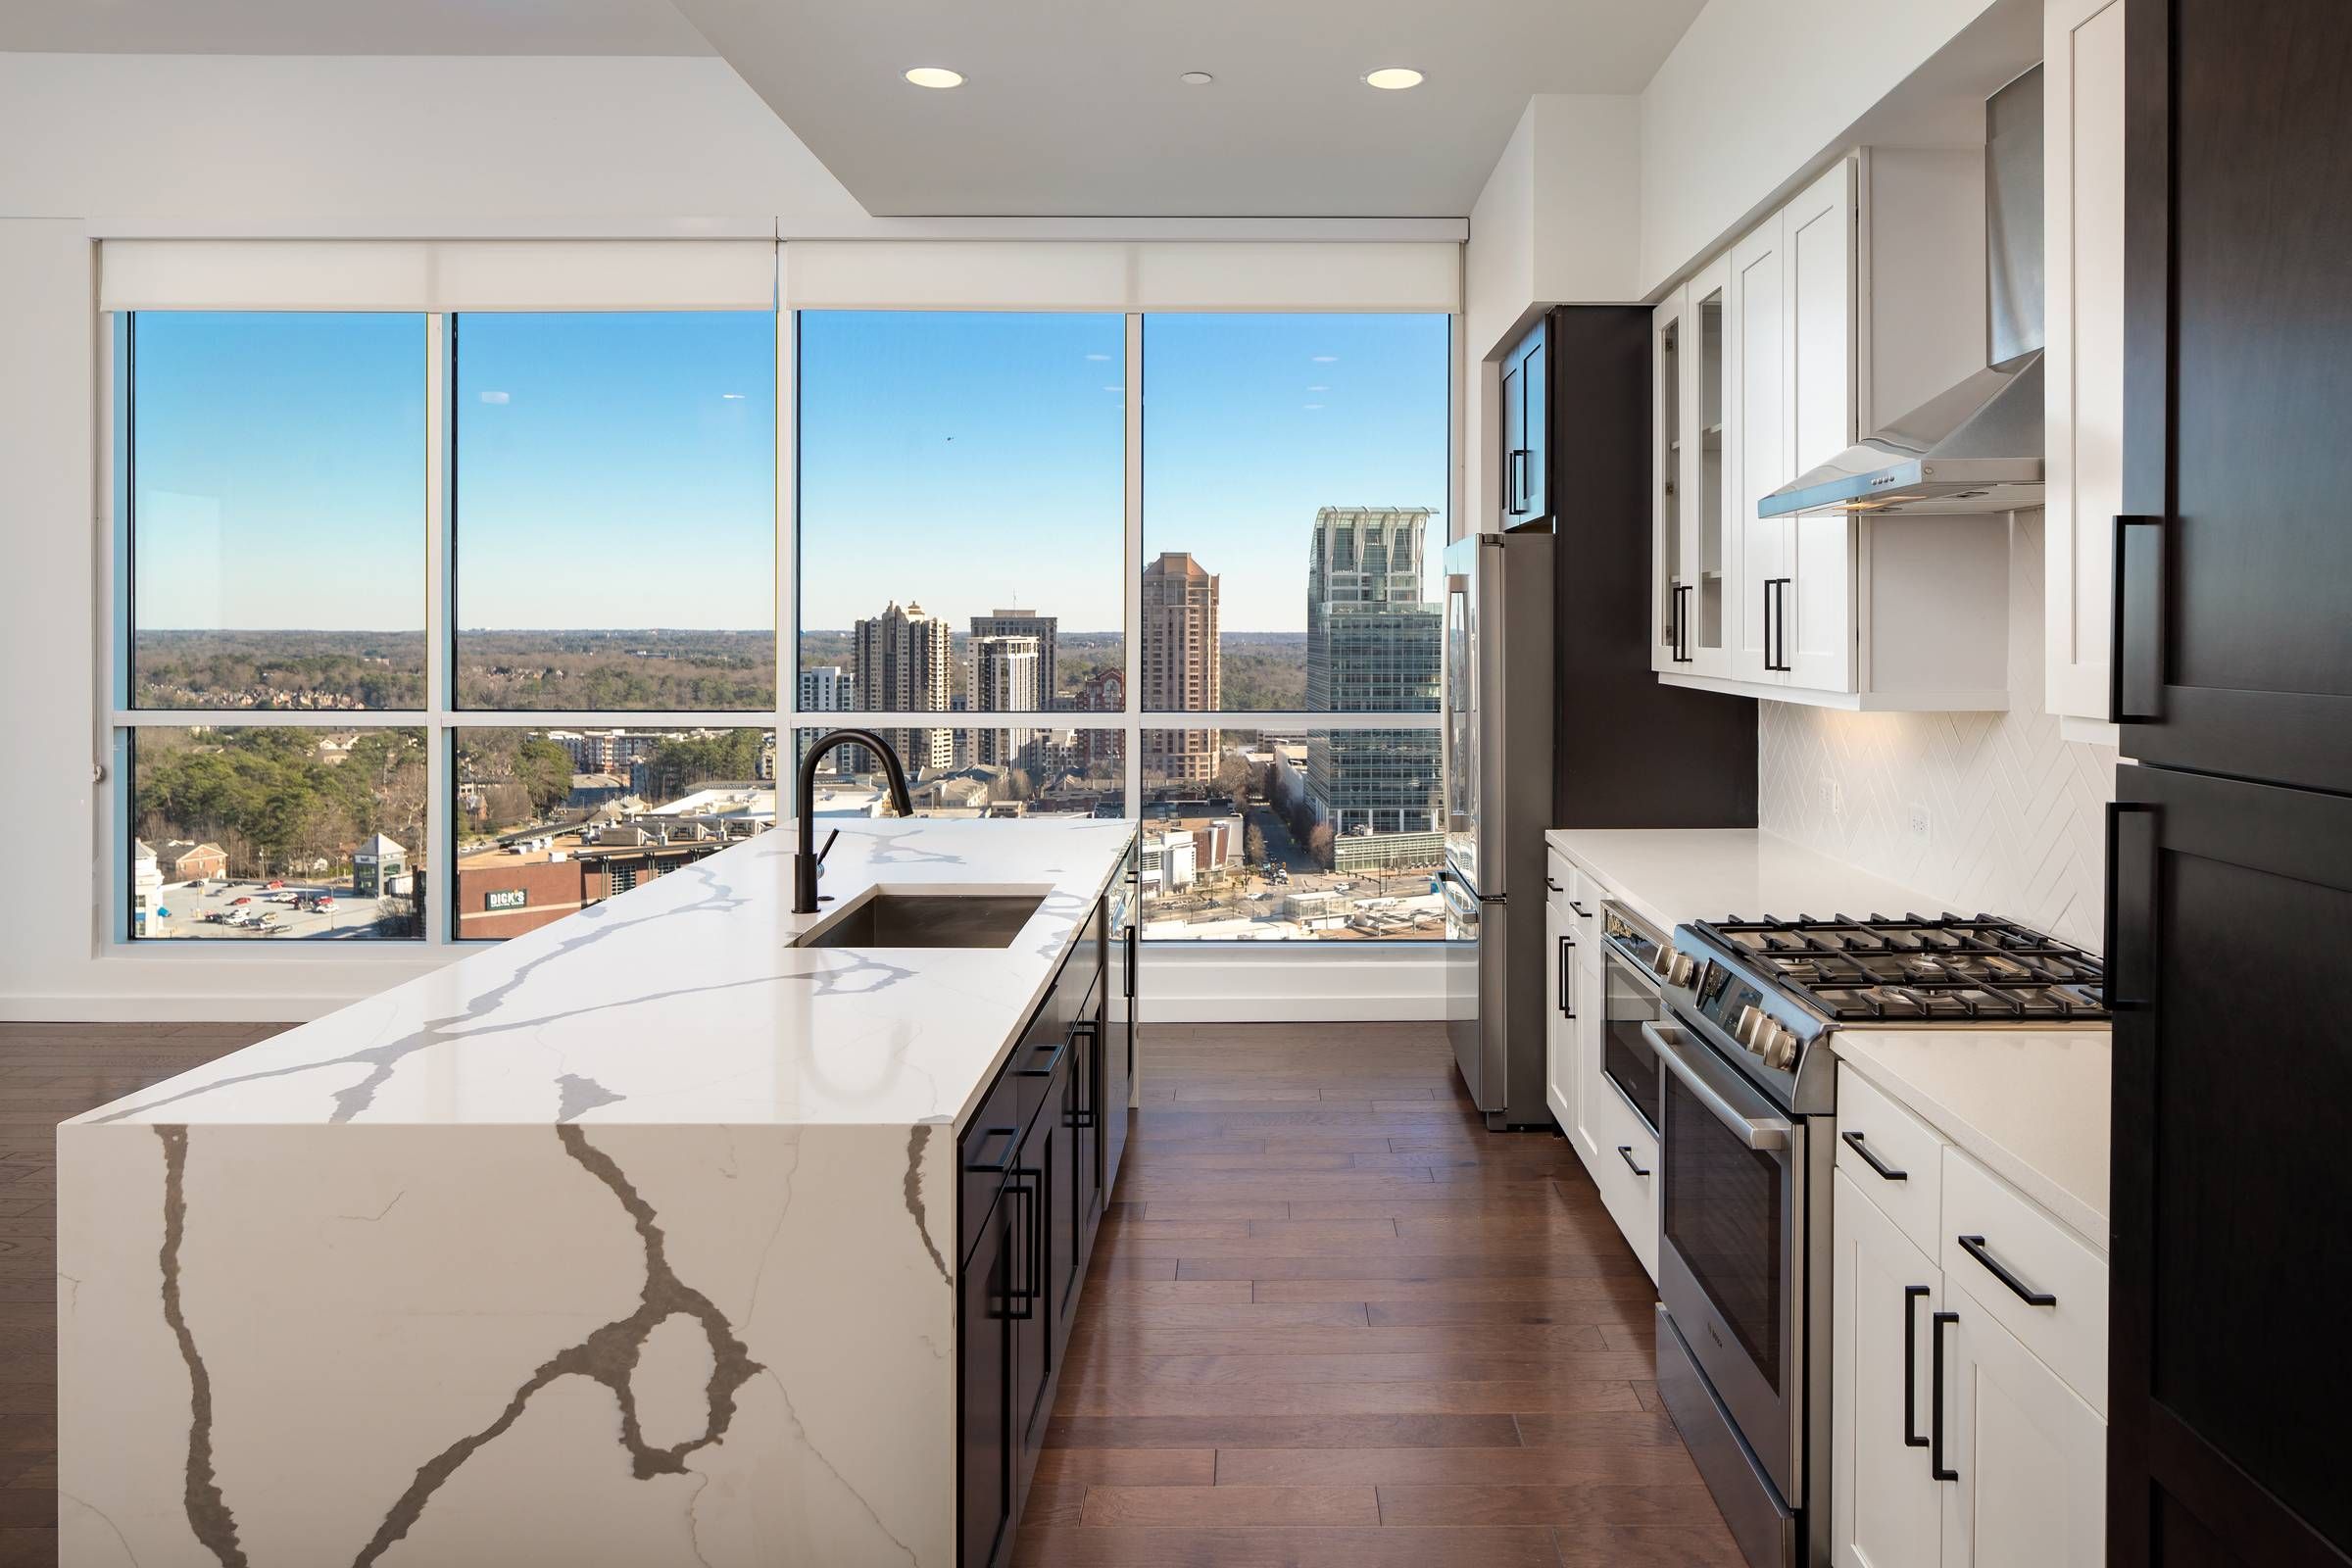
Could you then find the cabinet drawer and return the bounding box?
[1836,1065,1946,1258]
[1939,1147,2109,1414]
[1545,849,1577,910]
[959,1064,1025,1266]
[1584,1064,1660,1283]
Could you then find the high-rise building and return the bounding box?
[797,664,857,713]
[1140,552,1220,784]
[969,609,1058,708]
[969,634,1041,767]
[796,664,862,775]
[851,601,954,773]
[1303,508,1443,848]
[1071,666,1127,774]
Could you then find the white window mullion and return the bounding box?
[777,291,800,817]
[1123,312,1145,823]
[425,312,454,948]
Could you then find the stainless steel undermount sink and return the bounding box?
[789,887,1048,950]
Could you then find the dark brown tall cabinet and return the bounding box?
[2108,3,2352,1564]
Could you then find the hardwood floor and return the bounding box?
[0,1020,278,1568]
[0,1018,1738,1567]
[1020,1021,1740,1567]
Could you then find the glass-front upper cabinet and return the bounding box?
[1686,258,1732,675]
[1652,263,1735,678]
[1498,317,1547,527]
[1651,288,1686,674]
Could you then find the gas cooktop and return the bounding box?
[1660,912,2109,1116]
[1695,912,2109,1025]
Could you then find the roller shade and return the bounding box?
[99,239,778,312]
[782,240,1459,313]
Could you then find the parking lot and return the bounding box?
[147,879,406,940]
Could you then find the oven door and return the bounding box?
[1649,1017,1804,1505]
[1599,944,1663,1136]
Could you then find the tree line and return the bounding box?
[135,727,427,880]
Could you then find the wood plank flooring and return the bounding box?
[0,1020,280,1568]
[1019,1021,1740,1567]
[0,1019,1739,1567]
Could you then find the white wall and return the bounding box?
[1758,512,2119,952]
[1639,0,2003,293]
[1461,93,1642,533]
[0,52,863,231]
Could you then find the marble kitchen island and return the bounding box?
[58,814,1138,1568]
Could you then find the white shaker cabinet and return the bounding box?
[1938,1289,2107,1568]
[1544,894,1578,1137]
[1833,1061,2107,1568]
[2044,0,2130,741]
[1831,1168,1946,1568]
[1781,160,1860,694]
[1659,151,2008,711]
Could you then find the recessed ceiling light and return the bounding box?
[1179,71,1215,86]
[1363,67,1424,90]
[904,67,964,89]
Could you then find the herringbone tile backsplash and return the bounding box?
[1757,511,2118,952]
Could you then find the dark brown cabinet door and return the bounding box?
[957,1192,1014,1568]
[2107,767,2352,1567]
[2118,0,2352,795]
[1011,1095,1058,1459]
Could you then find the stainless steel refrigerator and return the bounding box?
[1441,529,1556,1129]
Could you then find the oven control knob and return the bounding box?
[1759,1025,1799,1071]
[1660,950,1697,987]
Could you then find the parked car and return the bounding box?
[266,879,284,889]
[229,896,252,906]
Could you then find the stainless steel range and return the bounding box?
[1641,910,2106,1568]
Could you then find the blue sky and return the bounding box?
[132,308,1448,637]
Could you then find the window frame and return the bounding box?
[99,252,1464,957]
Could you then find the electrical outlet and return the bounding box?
[1821,776,1844,818]
[1907,802,1933,843]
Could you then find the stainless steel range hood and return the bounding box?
[1762,67,2046,519]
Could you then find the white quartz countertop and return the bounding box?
[1832,1028,2112,1250]
[1544,827,1945,936]
[73,816,1136,1132]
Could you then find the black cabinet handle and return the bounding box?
[1841,1130,1908,1182]
[2103,801,2159,1011]
[1616,1144,1649,1178]
[1763,577,1793,671]
[963,1126,1017,1176]
[1903,1286,1932,1449]
[1066,1021,1100,1129]
[1004,1171,1038,1320]
[1019,1037,1069,1081]
[1956,1234,2057,1306]
[1931,1309,1958,1481]
[1124,923,1138,1001]
[1545,877,1564,893]
[1570,901,1592,918]
[2108,514,2166,724]
[1557,936,1576,1019]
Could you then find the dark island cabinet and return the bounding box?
[956,897,1112,1567]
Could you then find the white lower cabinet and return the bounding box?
[1544,898,1578,1135]
[1833,1065,2104,1568]
[1832,1169,1945,1568]
[1939,1285,2106,1568]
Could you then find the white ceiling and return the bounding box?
[670,0,1708,217]
[5,0,1710,218]
[0,0,713,56]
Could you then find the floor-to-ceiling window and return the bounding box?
[118,307,778,945]
[110,245,1456,954]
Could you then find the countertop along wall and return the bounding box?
[1757,510,2119,952]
